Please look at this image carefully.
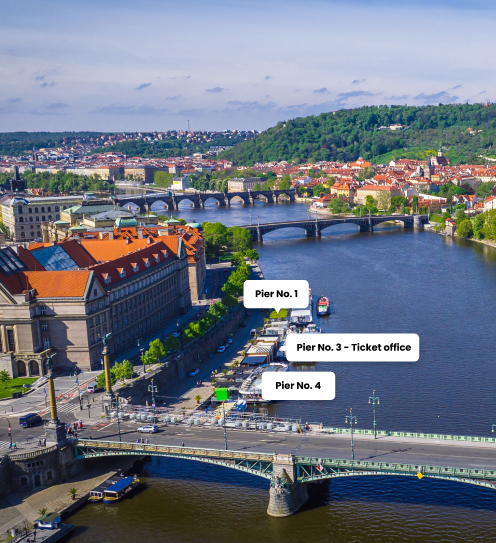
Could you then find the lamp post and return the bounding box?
[368,390,380,439]
[74,362,82,411]
[140,348,145,374]
[6,418,12,447]
[148,379,158,423]
[345,408,358,461]
[114,393,121,442]
[222,401,228,450]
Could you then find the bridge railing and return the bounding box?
[73,439,273,462]
[295,456,496,481]
[320,427,496,443]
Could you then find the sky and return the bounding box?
[0,0,495,132]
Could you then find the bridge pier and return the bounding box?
[267,455,309,517]
[305,229,316,237]
[359,224,373,232]
[413,215,424,229]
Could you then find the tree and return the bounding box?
[253,182,261,191]
[195,395,202,405]
[473,213,485,240]
[228,226,253,254]
[245,248,259,261]
[0,369,10,382]
[154,171,173,187]
[476,182,495,198]
[143,339,166,366]
[222,293,238,307]
[454,208,468,226]
[365,195,376,209]
[376,191,391,211]
[278,176,291,190]
[328,198,348,214]
[202,222,229,257]
[412,195,419,213]
[356,166,375,181]
[69,488,78,500]
[457,219,473,239]
[164,335,181,352]
[38,507,48,516]
[113,360,133,382]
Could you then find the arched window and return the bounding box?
[48,215,52,221]
[55,206,59,211]
[19,217,24,223]
[42,216,45,221]
[35,207,38,213]
[41,207,45,212]
[18,205,23,213]
[29,216,33,222]
[28,208,32,213]
[47,206,51,212]
[36,216,39,221]
[20,232,25,238]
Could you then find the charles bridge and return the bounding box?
[114,189,296,213]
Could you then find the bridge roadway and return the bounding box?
[240,214,429,241]
[80,421,496,471]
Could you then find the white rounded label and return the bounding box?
[286,334,419,362]
[262,372,335,400]
[243,280,309,313]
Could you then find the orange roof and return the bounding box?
[23,270,91,298]
[80,238,154,262]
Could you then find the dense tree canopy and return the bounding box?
[219,104,496,165]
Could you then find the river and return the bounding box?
[69,199,496,542]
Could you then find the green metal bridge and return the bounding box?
[73,439,496,516]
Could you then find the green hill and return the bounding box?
[219,104,496,165]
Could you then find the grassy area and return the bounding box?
[270,309,288,319]
[0,377,37,399]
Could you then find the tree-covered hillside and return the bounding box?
[0,132,106,156]
[219,104,496,165]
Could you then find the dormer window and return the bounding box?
[161,250,168,259]
[143,258,150,268]
[131,263,139,273]
[153,254,160,263]
[102,273,111,284]
[117,268,126,278]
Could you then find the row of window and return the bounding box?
[20,231,42,239]
[109,265,176,301]
[17,205,64,213]
[17,214,59,223]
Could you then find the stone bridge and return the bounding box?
[72,433,496,517]
[114,189,296,213]
[240,214,429,241]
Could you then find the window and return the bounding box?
[35,207,38,213]
[40,305,46,315]
[43,337,50,349]
[29,216,33,222]
[21,477,27,486]
[90,334,94,345]
[18,206,23,214]
[47,471,52,480]
[19,217,24,223]
[41,207,45,213]
[42,321,48,331]
[21,232,25,238]
[88,318,93,328]
[95,315,100,326]
[42,216,45,221]
[102,313,106,323]
[55,206,59,212]
[7,330,15,352]
[47,207,51,212]
[36,216,39,221]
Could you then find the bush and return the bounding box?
[457,219,473,239]
[430,213,443,223]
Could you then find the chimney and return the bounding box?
[109,231,114,240]
[126,238,130,245]
[147,236,153,245]
[137,228,143,239]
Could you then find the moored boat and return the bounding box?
[316,296,330,316]
[103,475,139,504]
[238,363,288,404]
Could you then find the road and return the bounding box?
[77,422,496,471]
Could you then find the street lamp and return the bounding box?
[140,348,145,374]
[345,408,358,461]
[6,418,12,447]
[114,393,121,442]
[148,379,158,423]
[222,401,228,450]
[74,362,82,411]
[368,390,380,439]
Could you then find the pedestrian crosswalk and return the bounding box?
[0,440,11,450]
[56,401,81,414]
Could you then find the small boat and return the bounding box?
[239,363,288,404]
[88,475,124,503]
[234,399,247,412]
[103,475,139,504]
[316,296,330,316]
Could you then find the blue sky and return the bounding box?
[0,0,495,132]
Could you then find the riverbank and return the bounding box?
[0,456,138,538]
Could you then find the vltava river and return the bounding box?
[69,200,496,543]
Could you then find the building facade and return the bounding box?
[227,177,263,191]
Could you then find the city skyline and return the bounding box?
[1,0,495,132]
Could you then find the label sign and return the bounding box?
[262,372,335,400]
[286,334,419,362]
[243,280,309,313]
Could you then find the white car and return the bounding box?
[138,425,158,434]
[189,368,200,376]
[217,346,226,353]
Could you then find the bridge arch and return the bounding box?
[228,194,250,206]
[175,197,201,209]
[121,201,142,213]
[149,200,172,212]
[201,195,227,207]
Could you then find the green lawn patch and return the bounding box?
[0,377,37,399]
[270,309,288,319]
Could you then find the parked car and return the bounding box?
[19,413,42,428]
[189,368,200,376]
[138,425,159,434]
[226,338,233,344]
[250,329,257,336]
[217,345,226,353]
[172,332,181,338]
[240,322,247,328]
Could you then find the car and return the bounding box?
[217,345,226,353]
[87,384,101,393]
[19,413,42,428]
[172,332,181,338]
[240,322,247,327]
[189,368,200,376]
[138,425,159,434]
[226,338,233,344]
[250,329,257,336]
